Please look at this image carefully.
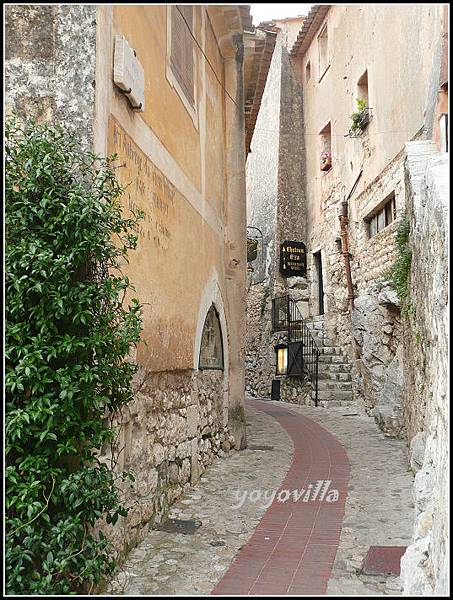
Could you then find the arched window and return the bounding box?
[198,306,224,370]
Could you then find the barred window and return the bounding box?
[170,5,194,106]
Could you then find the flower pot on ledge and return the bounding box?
[320,156,332,171]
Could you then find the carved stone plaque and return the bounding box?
[113,34,145,111]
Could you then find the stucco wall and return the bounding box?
[298,4,444,230]
[6,2,249,569]
[92,7,249,559]
[246,34,282,285]
[96,6,232,374]
[290,4,445,424]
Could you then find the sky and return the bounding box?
[249,3,313,25]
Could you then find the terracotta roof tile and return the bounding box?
[290,5,331,58]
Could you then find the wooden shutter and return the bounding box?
[171,5,194,106]
[287,342,304,377]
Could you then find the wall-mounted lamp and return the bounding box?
[275,344,288,376]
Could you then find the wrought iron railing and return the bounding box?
[272,295,320,406]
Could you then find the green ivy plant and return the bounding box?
[5,118,143,594]
[386,215,412,314]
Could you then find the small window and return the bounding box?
[305,60,311,82]
[367,193,396,237]
[320,121,332,172]
[357,70,369,106]
[198,306,224,370]
[170,5,194,106]
[318,24,328,77]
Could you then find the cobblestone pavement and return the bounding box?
[214,399,350,595]
[288,401,414,596]
[108,405,293,595]
[108,398,414,595]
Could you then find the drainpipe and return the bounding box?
[338,170,363,311]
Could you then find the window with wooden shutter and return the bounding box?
[170,5,194,107]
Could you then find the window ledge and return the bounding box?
[321,166,333,175]
[367,220,398,240]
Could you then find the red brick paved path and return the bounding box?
[213,399,350,595]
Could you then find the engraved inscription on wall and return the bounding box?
[109,116,176,252]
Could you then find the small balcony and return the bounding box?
[346,107,373,138]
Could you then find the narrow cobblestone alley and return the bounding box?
[108,399,413,595]
[5,4,448,596]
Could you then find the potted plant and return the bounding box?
[320,150,332,171]
[349,98,371,134]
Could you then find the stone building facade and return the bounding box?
[5,4,275,563]
[245,16,311,404]
[247,4,447,411]
[246,3,449,593]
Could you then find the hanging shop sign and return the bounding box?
[280,240,307,277]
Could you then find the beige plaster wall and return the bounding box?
[297,4,444,228]
[94,5,237,374]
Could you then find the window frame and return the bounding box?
[317,22,329,82]
[366,192,396,238]
[166,5,198,126]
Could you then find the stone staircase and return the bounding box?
[306,315,354,407]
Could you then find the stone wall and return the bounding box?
[245,282,312,404]
[246,27,310,404]
[351,283,404,436]
[350,154,406,293]
[96,367,232,563]
[300,150,407,434]
[400,142,449,596]
[5,4,97,151]
[275,44,307,284]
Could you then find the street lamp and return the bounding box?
[275,343,288,376]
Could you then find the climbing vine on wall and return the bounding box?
[5,118,143,594]
[387,214,412,313]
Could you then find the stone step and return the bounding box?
[319,363,352,373]
[317,399,355,408]
[319,355,351,365]
[318,372,352,382]
[321,346,344,355]
[306,321,325,331]
[316,390,354,401]
[312,315,325,322]
[317,381,353,391]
